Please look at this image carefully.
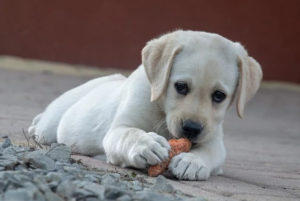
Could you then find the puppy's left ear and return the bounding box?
[142,33,183,101]
[235,43,263,118]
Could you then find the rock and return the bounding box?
[73,180,105,199]
[152,175,175,193]
[46,144,71,162]
[135,190,172,201]
[0,155,19,170]
[101,173,121,186]
[0,172,25,189]
[56,180,105,200]
[56,180,76,199]
[23,150,56,170]
[33,175,52,192]
[45,172,64,183]
[2,147,17,155]
[0,142,193,201]
[103,185,129,200]
[3,186,45,201]
[4,189,33,201]
[84,174,102,183]
[14,163,28,171]
[2,138,12,148]
[118,194,133,201]
[130,180,143,191]
[84,198,101,201]
[186,197,208,201]
[44,191,65,201]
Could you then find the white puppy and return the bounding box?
[28,30,262,180]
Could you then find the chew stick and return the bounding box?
[148,138,192,177]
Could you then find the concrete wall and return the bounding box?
[0,0,299,83]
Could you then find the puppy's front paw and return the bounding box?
[168,152,210,180]
[128,132,170,168]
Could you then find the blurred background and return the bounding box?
[0,0,299,83]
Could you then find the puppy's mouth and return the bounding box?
[169,129,204,143]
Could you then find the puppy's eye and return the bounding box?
[174,82,189,95]
[212,90,226,103]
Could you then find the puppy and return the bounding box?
[28,30,262,180]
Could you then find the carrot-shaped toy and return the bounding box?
[148,138,192,177]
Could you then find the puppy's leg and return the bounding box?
[29,74,125,144]
[103,127,170,168]
[103,67,170,169]
[168,133,226,180]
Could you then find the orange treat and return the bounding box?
[148,138,192,177]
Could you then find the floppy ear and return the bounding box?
[235,43,263,118]
[142,34,183,101]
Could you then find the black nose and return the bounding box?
[182,120,203,139]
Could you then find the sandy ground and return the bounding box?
[0,60,300,201]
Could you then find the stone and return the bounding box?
[45,172,64,183]
[84,198,101,201]
[103,185,129,200]
[135,190,172,201]
[130,180,143,191]
[186,197,208,201]
[0,172,25,189]
[0,154,19,170]
[74,180,105,199]
[33,175,52,193]
[14,163,28,171]
[46,143,71,162]
[84,174,102,183]
[118,194,133,201]
[101,173,121,186]
[0,142,192,201]
[57,180,106,200]
[2,138,12,148]
[2,147,17,155]
[56,180,76,199]
[23,150,56,170]
[4,189,34,201]
[151,175,175,193]
[3,186,46,201]
[44,191,65,201]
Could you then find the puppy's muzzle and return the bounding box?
[181,120,203,139]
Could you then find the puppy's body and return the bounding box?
[29,30,262,180]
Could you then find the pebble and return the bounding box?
[46,143,71,162]
[23,150,56,170]
[103,185,129,200]
[0,138,204,201]
[136,190,174,201]
[2,138,12,148]
[0,154,19,170]
[152,175,175,193]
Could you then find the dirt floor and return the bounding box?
[0,63,299,201]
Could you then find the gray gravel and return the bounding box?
[0,138,205,201]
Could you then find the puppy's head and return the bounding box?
[142,30,262,143]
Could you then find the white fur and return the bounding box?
[28,30,262,180]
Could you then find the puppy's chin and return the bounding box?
[191,133,209,143]
[193,127,216,144]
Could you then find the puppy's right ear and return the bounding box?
[142,34,182,101]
